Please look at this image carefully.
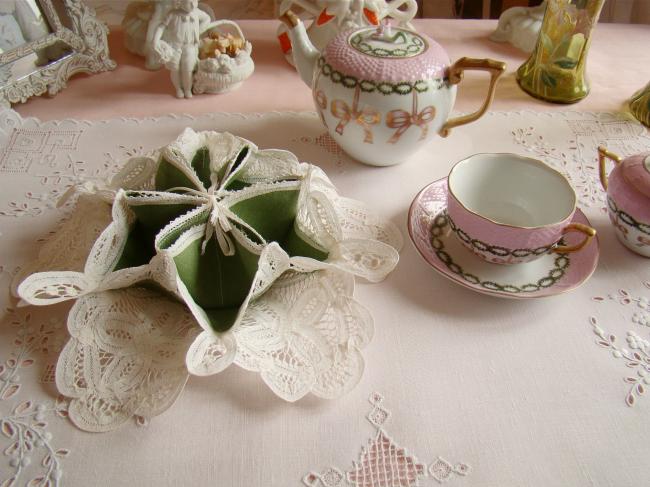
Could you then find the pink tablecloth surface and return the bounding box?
[4,18,650,487]
[13,19,650,121]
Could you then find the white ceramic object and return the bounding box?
[408,177,599,299]
[276,0,418,66]
[490,1,546,53]
[447,153,596,264]
[151,0,212,98]
[598,147,650,257]
[193,20,254,94]
[281,11,506,166]
[123,1,215,70]
[122,1,155,57]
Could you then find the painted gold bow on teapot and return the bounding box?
[280,10,506,166]
[331,86,381,143]
[386,91,436,144]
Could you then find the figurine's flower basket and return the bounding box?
[194,20,254,94]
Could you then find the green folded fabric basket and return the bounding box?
[114,136,328,332]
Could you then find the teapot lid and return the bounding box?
[622,153,650,199]
[323,24,450,84]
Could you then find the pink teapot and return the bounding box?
[280,10,506,167]
[598,147,650,257]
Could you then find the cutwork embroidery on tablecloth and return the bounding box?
[294,132,352,170]
[512,118,650,209]
[0,308,70,487]
[590,283,650,407]
[0,129,83,174]
[303,392,471,486]
[0,143,137,219]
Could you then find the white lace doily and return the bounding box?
[13,127,402,431]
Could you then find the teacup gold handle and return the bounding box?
[440,57,506,137]
[553,223,597,254]
[597,146,622,191]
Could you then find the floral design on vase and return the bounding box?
[591,284,650,407]
[516,0,605,103]
[629,81,650,128]
[303,392,471,486]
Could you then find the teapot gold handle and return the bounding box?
[440,57,506,138]
[597,146,622,191]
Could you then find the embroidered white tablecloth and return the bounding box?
[0,108,649,486]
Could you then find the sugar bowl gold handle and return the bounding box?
[440,57,507,137]
[553,223,597,254]
[597,146,623,191]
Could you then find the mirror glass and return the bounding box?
[0,0,51,51]
[0,0,115,106]
[1,41,73,83]
[0,1,74,88]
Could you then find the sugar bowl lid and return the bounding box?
[323,23,450,84]
[622,153,650,198]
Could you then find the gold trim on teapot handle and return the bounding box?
[597,146,623,191]
[440,58,506,138]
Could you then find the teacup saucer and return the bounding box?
[407,178,599,299]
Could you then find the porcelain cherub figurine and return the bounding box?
[152,0,211,98]
[490,1,546,53]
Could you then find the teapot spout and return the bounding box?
[280,10,320,87]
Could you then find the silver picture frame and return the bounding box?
[0,0,116,108]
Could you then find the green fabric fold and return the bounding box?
[112,141,330,332]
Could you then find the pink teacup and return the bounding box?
[446,153,596,265]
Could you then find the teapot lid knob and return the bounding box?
[373,19,393,39]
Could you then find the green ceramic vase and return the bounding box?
[630,82,650,127]
[517,0,605,104]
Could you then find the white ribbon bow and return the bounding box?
[166,181,265,257]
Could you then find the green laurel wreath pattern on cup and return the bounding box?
[431,214,571,293]
[608,197,650,236]
[349,30,425,58]
[317,57,446,95]
[447,214,555,258]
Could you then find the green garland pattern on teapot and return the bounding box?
[447,214,555,258]
[431,214,570,293]
[317,57,446,95]
[349,29,425,58]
